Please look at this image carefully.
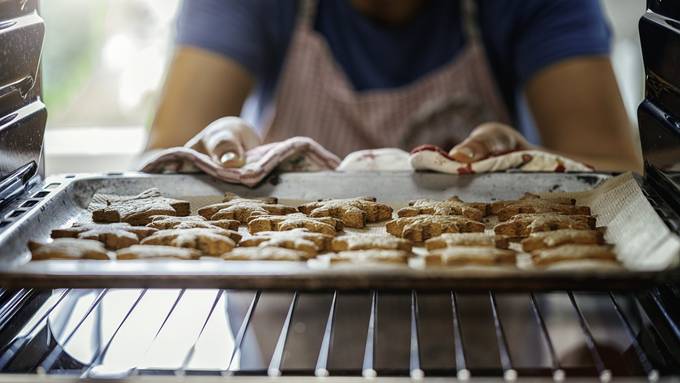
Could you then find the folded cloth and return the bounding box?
[337,148,412,171]
[410,145,593,174]
[140,136,341,187]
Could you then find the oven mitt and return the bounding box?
[139,136,341,187]
[337,148,412,171]
[410,145,593,174]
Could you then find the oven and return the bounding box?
[0,0,679,381]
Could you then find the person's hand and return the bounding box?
[185,117,262,167]
[448,122,534,163]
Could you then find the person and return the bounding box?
[148,0,641,171]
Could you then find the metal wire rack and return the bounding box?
[0,286,678,381]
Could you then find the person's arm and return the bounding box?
[526,56,641,172]
[147,46,255,150]
[450,0,642,172]
[449,57,642,172]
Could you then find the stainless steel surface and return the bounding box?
[0,171,676,290]
[0,287,678,380]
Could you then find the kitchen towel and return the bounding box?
[410,145,593,174]
[140,136,341,187]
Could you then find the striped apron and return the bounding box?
[263,0,510,158]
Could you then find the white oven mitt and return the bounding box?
[410,145,593,174]
[139,136,341,187]
[337,148,412,171]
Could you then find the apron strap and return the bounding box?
[297,0,317,27]
[461,0,481,42]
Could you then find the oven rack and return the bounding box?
[0,287,677,381]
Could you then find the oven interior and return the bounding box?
[1,0,680,381]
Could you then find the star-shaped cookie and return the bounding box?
[51,222,158,250]
[248,213,343,235]
[494,213,596,238]
[398,197,487,221]
[140,227,240,256]
[198,193,296,223]
[298,197,393,228]
[386,215,485,242]
[29,238,112,261]
[146,215,239,231]
[239,228,333,256]
[92,188,190,225]
[331,234,412,252]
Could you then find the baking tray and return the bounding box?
[0,171,677,291]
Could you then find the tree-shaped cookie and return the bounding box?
[140,227,239,256]
[493,213,595,237]
[147,215,239,231]
[92,188,190,225]
[51,222,158,250]
[248,213,343,235]
[398,197,487,221]
[239,228,333,256]
[386,215,485,242]
[198,193,296,223]
[298,197,392,228]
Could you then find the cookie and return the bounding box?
[328,250,410,264]
[490,193,575,214]
[331,234,412,252]
[92,188,190,225]
[521,229,605,252]
[140,228,239,257]
[239,228,333,256]
[425,233,509,251]
[386,215,485,242]
[531,244,617,267]
[222,247,310,261]
[424,247,517,266]
[29,238,111,261]
[493,213,596,238]
[51,222,157,250]
[116,245,200,260]
[298,197,393,228]
[146,215,240,231]
[198,193,296,223]
[398,197,487,221]
[248,213,343,235]
[496,199,591,221]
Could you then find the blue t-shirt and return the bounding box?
[176,0,611,141]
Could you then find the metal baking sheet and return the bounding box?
[0,171,675,291]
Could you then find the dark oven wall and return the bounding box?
[0,0,46,179]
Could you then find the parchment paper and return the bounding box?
[537,172,680,270]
